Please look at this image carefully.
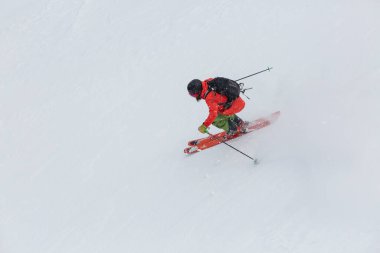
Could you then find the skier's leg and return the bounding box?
[212,113,247,135]
[213,114,239,136]
[212,114,229,131]
[223,97,248,133]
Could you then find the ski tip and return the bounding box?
[184,146,200,155]
[253,158,260,165]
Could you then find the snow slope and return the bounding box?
[1,0,380,252]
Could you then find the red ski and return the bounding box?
[184,111,280,155]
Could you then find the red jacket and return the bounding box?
[200,79,245,127]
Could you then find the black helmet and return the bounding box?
[187,79,202,97]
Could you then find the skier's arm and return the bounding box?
[203,100,219,127]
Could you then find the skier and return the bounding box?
[187,77,247,136]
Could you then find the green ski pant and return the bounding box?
[212,114,236,132]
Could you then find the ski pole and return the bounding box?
[206,131,258,163]
[234,67,273,82]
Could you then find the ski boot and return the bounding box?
[225,116,241,139]
[230,115,249,134]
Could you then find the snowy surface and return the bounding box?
[1,0,380,252]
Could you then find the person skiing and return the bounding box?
[187,77,247,136]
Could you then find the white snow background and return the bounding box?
[1,0,380,252]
